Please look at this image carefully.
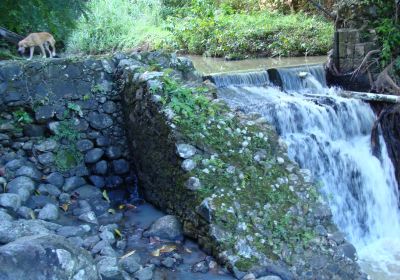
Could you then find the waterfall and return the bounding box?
[210,70,270,88]
[214,66,400,279]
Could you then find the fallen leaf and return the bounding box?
[114,228,122,238]
[184,247,192,253]
[118,204,125,210]
[108,208,116,215]
[120,250,136,260]
[102,190,110,203]
[34,190,40,196]
[60,204,69,212]
[29,211,36,220]
[151,245,177,257]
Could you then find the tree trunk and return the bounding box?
[0,27,24,45]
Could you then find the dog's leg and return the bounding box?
[50,41,56,57]
[44,43,52,58]
[28,47,34,60]
[39,44,46,58]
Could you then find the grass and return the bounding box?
[162,11,334,58]
[66,0,333,58]
[66,0,170,54]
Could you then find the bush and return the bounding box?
[163,11,333,57]
[0,0,85,43]
[67,0,170,54]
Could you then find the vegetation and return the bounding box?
[158,73,319,263]
[66,0,333,57]
[0,0,85,43]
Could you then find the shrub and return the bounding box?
[66,0,170,54]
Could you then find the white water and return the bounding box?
[214,67,400,279]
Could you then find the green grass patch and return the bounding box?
[163,11,333,57]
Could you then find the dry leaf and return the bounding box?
[60,204,69,212]
[184,247,192,253]
[29,211,36,220]
[102,190,110,203]
[118,204,125,210]
[114,228,122,238]
[108,208,116,215]
[151,244,177,257]
[120,250,136,260]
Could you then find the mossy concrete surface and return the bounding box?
[118,52,365,279]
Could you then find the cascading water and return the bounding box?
[213,66,400,279]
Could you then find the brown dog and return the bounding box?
[18,32,56,60]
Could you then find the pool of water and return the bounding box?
[188,55,327,74]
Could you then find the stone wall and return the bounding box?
[0,57,135,201]
[334,28,377,74]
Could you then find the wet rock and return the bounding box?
[94,160,108,175]
[277,157,285,164]
[16,206,34,219]
[97,257,121,279]
[134,265,154,280]
[68,236,84,248]
[7,176,35,202]
[38,152,55,165]
[192,260,209,273]
[143,215,183,242]
[0,234,98,280]
[112,159,129,174]
[76,139,94,152]
[176,144,196,159]
[38,184,61,196]
[23,124,46,137]
[15,166,42,181]
[100,230,116,245]
[0,210,13,222]
[197,197,213,222]
[57,225,90,238]
[74,185,102,200]
[0,133,10,141]
[105,175,123,188]
[96,136,110,147]
[89,175,105,188]
[91,240,108,254]
[119,253,141,274]
[181,159,196,172]
[34,140,58,152]
[83,235,100,249]
[0,219,59,243]
[79,211,98,224]
[38,203,59,221]
[257,276,282,280]
[161,257,176,268]
[242,273,256,280]
[103,101,117,114]
[105,146,122,160]
[63,176,86,192]
[88,112,113,130]
[46,172,64,187]
[337,242,357,261]
[0,193,21,211]
[4,159,26,172]
[35,105,57,122]
[185,177,201,191]
[85,148,104,164]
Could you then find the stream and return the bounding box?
[210,62,400,280]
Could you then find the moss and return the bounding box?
[235,257,258,271]
[158,74,319,264]
[54,148,83,172]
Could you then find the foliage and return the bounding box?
[0,0,85,43]
[12,109,33,125]
[66,0,170,54]
[54,147,83,172]
[162,11,333,57]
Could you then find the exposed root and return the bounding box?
[373,61,400,94]
[350,49,380,81]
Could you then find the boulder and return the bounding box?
[0,234,98,280]
[143,215,183,242]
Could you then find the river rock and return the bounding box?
[143,215,183,241]
[176,144,197,158]
[76,139,94,152]
[134,265,154,280]
[0,234,98,280]
[38,203,59,221]
[7,176,35,202]
[88,112,113,130]
[181,159,196,171]
[85,148,104,164]
[34,139,58,152]
[15,166,41,181]
[119,253,141,274]
[63,176,86,192]
[97,256,121,279]
[0,193,21,211]
[185,176,201,191]
[46,172,64,187]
